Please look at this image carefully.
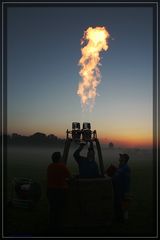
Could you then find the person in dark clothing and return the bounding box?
[73,142,99,178]
[111,153,131,222]
[47,152,70,233]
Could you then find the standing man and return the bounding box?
[47,152,70,233]
[73,142,99,178]
[110,153,131,223]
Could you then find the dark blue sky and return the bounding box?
[7,5,153,147]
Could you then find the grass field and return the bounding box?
[4,145,157,237]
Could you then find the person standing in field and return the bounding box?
[47,152,70,233]
[106,153,131,223]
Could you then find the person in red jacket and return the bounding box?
[47,151,70,232]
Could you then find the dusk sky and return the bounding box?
[7,4,153,148]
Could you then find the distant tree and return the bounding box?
[29,132,47,145]
[30,132,46,139]
[11,133,28,145]
[47,134,57,141]
[12,133,21,138]
[12,133,22,144]
[108,142,114,149]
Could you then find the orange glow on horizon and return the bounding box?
[100,134,152,148]
[8,124,153,149]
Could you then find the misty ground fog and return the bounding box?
[5,145,155,236]
[6,145,153,198]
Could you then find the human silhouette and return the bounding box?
[47,152,70,233]
[106,153,131,222]
[73,142,99,178]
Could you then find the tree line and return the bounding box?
[2,132,66,146]
[1,132,115,149]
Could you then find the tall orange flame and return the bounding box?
[77,26,110,111]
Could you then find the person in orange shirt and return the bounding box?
[47,151,70,233]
